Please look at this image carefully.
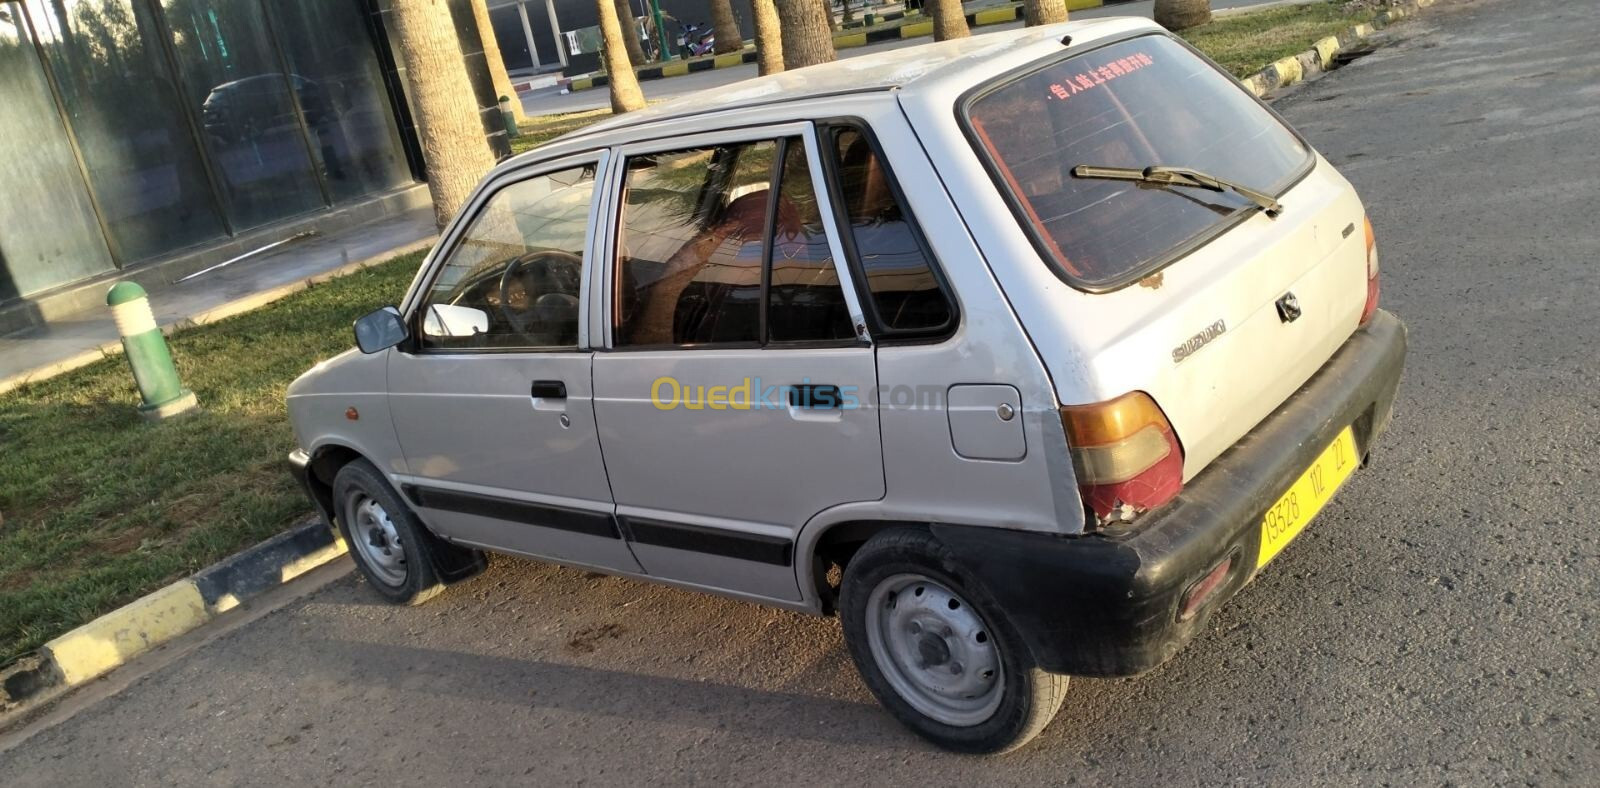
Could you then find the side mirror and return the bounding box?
[353,306,408,354]
[422,303,490,339]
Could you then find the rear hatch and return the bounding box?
[961,32,1373,479]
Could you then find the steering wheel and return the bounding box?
[497,249,583,337]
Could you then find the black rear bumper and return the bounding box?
[932,310,1407,677]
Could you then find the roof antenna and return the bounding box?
[1060,35,1072,47]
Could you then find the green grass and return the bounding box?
[0,0,1386,669]
[1179,2,1378,78]
[0,254,421,667]
[510,108,617,156]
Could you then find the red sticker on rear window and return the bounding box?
[1046,52,1154,101]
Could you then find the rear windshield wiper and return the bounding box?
[1071,164,1284,218]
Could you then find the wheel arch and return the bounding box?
[303,441,373,527]
[796,508,933,615]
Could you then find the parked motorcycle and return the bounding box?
[677,21,715,58]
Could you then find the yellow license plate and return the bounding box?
[1258,426,1359,568]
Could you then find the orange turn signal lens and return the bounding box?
[1060,391,1185,528]
[1060,390,1172,446]
[1360,215,1381,325]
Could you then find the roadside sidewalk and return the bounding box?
[0,207,436,396]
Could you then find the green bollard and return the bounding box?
[498,95,521,139]
[107,282,198,421]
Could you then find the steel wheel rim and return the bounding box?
[864,573,1004,727]
[348,493,407,587]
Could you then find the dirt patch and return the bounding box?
[566,623,625,654]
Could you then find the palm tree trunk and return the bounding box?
[776,0,835,70]
[1023,0,1068,26]
[751,0,784,75]
[596,0,647,113]
[1153,0,1211,31]
[468,0,526,125]
[710,0,743,54]
[614,0,648,65]
[929,0,970,41]
[390,0,498,230]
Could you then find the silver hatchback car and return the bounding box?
[288,18,1405,753]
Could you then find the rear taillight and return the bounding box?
[1060,391,1184,529]
[1360,216,1380,325]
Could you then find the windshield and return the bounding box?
[963,34,1311,290]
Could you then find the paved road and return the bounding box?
[5,0,1598,783]
[520,0,1289,115]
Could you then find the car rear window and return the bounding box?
[963,34,1311,290]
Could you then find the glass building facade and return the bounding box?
[0,0,416,303]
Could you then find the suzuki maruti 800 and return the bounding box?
[288,18,1406,753]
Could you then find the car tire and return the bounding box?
[332,459,453,605]
[840,527,1069,754]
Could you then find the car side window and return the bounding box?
[417,164,596,350]
[768,139,855,343]
[827,127,954,336]
[614,141,776,346]
[614,136,857,348]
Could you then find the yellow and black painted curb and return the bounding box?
[1238,0,1434,97]
[0,519,346,713]
[567,0,1108,92]
[569,48,756,91]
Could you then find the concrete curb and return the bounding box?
[0,519,346,713]
[1238,0,1434,98]
[568,47,760,92]
[0,236,435,397]
[567,0,1106,92]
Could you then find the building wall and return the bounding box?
[0,0,417,304]
[487,0,756,77]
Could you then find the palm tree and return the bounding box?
[389,0,499,230]
[614,0,649,64]
[751,0,784,75]
[776,0,835,69]
[929,0,969,41]
[1024,0,1068,26]
[469,0,526,125]
[710,0,743,55]
[1153,0,1211,31]
[596,0,646,113]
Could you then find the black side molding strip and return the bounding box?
[402,485,620,540]
[623,517,793,567]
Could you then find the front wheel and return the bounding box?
[332,459,451,605]
[840,528,1068,754]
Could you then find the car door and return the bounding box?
[592,125,883,602]
[387,153,641,573]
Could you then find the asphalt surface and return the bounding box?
[519,0,1289,115]
[4,0,1598,783]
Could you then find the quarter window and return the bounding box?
[418,164,596,350]
[827,127,953,335]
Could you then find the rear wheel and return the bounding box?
[332,460,449,605]
[840,528,1068,754]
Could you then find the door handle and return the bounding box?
[787,384,843,409]
[530,380,567,399]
